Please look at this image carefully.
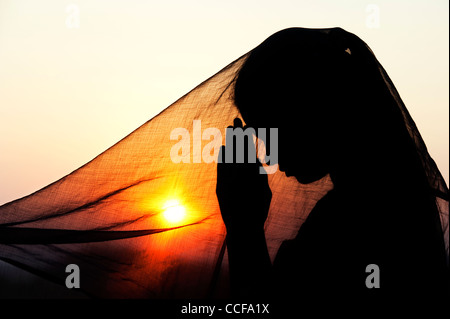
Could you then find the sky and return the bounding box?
[0,0,448,205]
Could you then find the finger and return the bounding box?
[217,145,232,182]
[225,125,239,164]
[217,144,225,164]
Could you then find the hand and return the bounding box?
[216,118,272,234]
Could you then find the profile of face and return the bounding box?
[237,91,333,184]
[234,28,350,184]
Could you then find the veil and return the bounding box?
[0,27,447,298]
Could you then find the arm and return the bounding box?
[225,225,272,298]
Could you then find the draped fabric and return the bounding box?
[0,27,448,299]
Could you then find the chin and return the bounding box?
[293,173,324,184]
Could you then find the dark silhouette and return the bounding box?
[216,28,448,304]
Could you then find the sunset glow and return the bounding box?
[162,199,186,224]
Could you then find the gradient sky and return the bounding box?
[0,0,448,205]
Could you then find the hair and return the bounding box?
[233,27,448,294]
[232,27,424,181]
[234,28,349,126]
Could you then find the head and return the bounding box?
[233,27,386,184]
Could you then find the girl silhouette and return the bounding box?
[216,27,448,304]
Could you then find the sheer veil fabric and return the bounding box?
[0,27,447,298]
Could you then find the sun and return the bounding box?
[162,199,186,224]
